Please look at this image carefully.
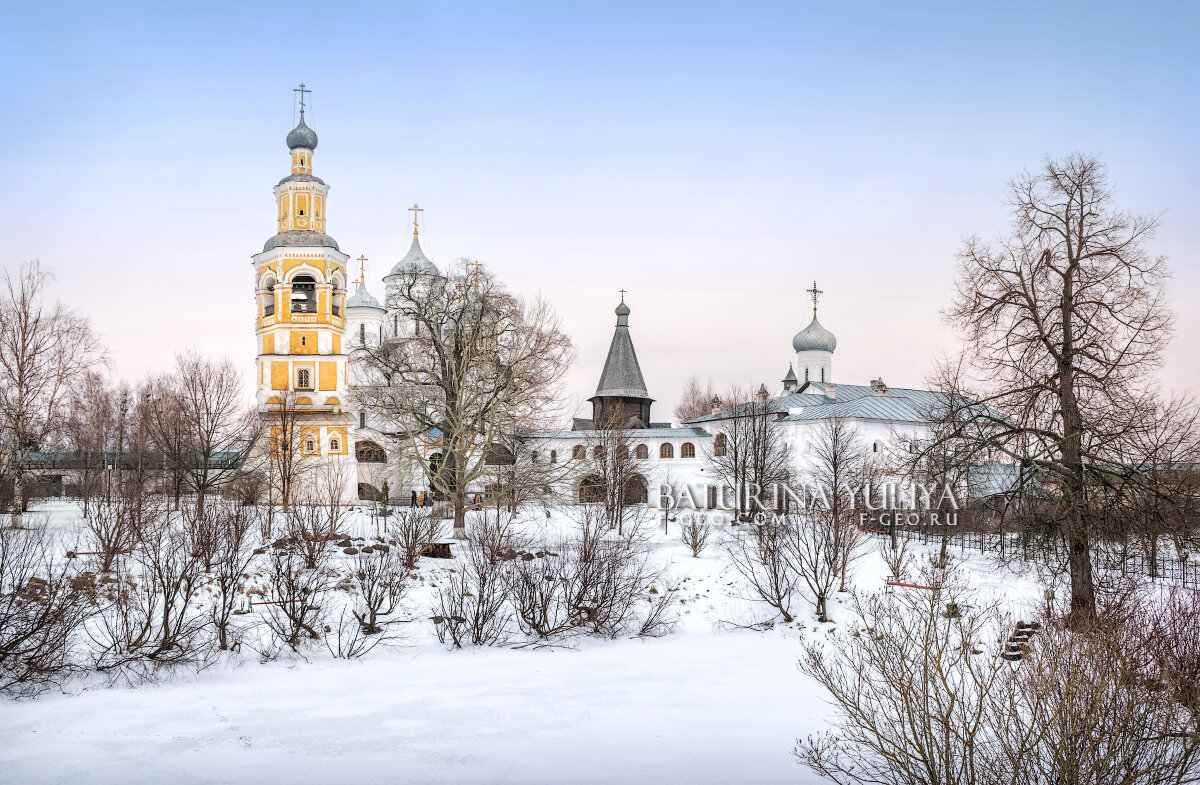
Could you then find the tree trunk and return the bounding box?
[10,468,24,527]
[452,497,467,539]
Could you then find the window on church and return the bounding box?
[550,450,558,464]
[821,368,825,382]
[873,441,881,453]
[593,445,605,460]
[634,444,648,459]
[359,412,367,429]
[660,443,674,459]
[330,438,340,453]
[300,336,306,347]
[805,368,810,383]
[359,324,365,342]
[714,433,727,457]
[305,438,316,453]
[681,442,696,459]
[530,451,538,464]
[296,369,312,390]
[572,445,585,460]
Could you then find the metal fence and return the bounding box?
[880,528,1200,587]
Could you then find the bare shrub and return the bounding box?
[207,503,257,652]
[797,586,1200,785]
[285,504,337,570]
[261,547,332,654]
[678,512,712,557]
[877,532,913,582]
[346,547,408,636]
[83,496,141,572]
[796,587,1009,785]
[432,515,514,648]
[0,527,93,696]
[88,512,212,682]
[387,507,442,570]
[1000,614,1200,784]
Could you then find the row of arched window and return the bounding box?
[565,442,698,460]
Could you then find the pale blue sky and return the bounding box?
[2,1,1197,415]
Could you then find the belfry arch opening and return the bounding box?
[291,274,316,313]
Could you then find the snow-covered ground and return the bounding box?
[0,501,1045,785]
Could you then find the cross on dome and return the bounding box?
[807,280,823,318]
[408,203,424,237]
[293,82,311,118]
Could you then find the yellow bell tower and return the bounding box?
[251,84,352,472]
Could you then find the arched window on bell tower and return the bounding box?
[260,276,276,317]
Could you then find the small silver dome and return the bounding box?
[286,118,318,151]
[387,235,440,277]
[346,281,383,309]
[792,317,837,353]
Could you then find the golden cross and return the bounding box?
[472,259,482,288]
[293,82,311,118]
[356,255,368,284]
[806,280,823,318]
[408,203,424,236]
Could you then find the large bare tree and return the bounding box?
[170,351,254,516]
[940,154,1182,624]
[353,259,573,538]
[0,262,105,526]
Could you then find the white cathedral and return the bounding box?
[252,92,945,507]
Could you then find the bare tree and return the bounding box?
[722,518,801,623]
[0,262,105,526]
[940,154,1182,625]
[354,259,574,538]
[805,417,874,591]
[171,351,253,516]
[263,388,314,514]
[144,373,191,510]
[785,513,841,623]
[581,407,652,536]
[432,511,515,647]
[673,376,719,422]
[708,385,791,520]
[62,371,118,515]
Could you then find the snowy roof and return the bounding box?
[527,427,712,440]
[688,382,944,425]
[346,280,383,309]
[262,229,340,253]
[387,234,440,277]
